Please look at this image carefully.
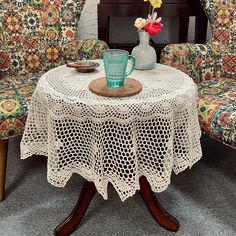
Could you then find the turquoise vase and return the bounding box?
[131,31,156,70]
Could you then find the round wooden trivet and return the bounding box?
[89,77,142,97]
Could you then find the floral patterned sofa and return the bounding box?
[160,0,235,149]
[0,0,108,201]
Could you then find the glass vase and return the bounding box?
[131,31,157,70]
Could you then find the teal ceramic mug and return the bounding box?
[102,49,136,88]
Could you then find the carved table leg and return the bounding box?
[54,180,97,236]
[55,177,179,235]
[139,176,180,232]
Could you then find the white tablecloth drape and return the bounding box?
[21,60,202,201]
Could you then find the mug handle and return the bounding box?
[125,55,136,77]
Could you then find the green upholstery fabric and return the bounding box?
[160,0,236,148]
[160,43,222,84]
[64,39,109,61]
[197,77,236,148]
[0,39,108,140]
[0,72,42,139]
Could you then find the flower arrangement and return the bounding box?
[134,0,163,36]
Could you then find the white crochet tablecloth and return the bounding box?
[20,60,202,201]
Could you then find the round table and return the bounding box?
[21,60,202,235]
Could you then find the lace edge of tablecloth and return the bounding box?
[20,145,202,202]
[172,149,203,175]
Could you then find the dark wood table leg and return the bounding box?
[0,139,8,202]
[139,176,180,232]
[55,176,179,235]
[54,180,97,236]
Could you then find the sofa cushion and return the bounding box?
[0,0,86,76]
[197,77,236,147]
[0,72,43,139]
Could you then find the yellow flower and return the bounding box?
[145,0,163,9]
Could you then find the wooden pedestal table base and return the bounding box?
[54,176,179,236]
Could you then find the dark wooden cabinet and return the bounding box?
[98,0,208,60]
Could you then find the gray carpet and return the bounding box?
[0,135,235,236]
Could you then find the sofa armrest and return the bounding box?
[160,43,221,83]
[63,39,109,62]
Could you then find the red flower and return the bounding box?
[144,20,162,36]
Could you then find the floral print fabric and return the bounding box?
[64,39,109,61]
[0,39,108,140]
[201,0,235,78]
[0,0,86,76]
[0,0,109,140]
[160,0,236,148]
[198,77,236,148]
[160,43,222,84]
[0,72,43,139]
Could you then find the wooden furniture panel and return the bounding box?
[98,0,208,60]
